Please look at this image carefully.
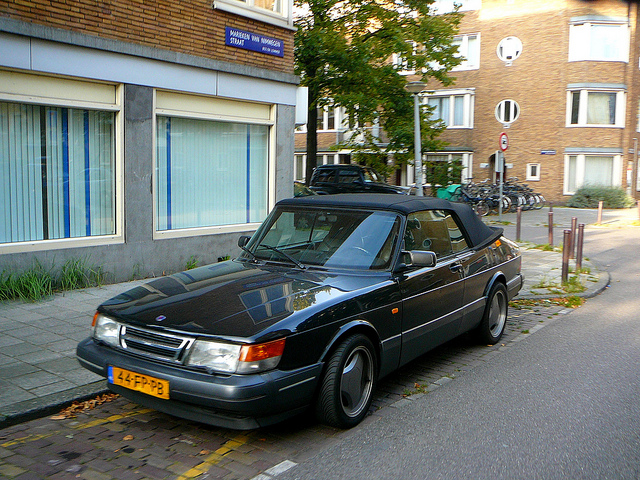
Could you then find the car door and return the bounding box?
[398,210,465,366]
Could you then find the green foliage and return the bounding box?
[185,255,200,270]
[0,258,107,302]
[295,0,463,177]
[567,186,634,209]
[424,157,463,195]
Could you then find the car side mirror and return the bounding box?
[238,235,250,248]
[396,250,437,272]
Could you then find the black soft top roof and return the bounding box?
[277,193,503,248]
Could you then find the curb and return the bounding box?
[0,381,108,430]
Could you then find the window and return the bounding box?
[1,102,116,246]
[404,210,468,258]
[497,36,523,64]
[317,105,341,131]
[564,153,622,194]
[0,72,121,252]
[495,100,520,125]
[294,154,306,181]
[155,92,272,235]
[452,34,480,70]
[526,163,541,181]
[569,20,629,62]
[567,88,625,127]
[213,0,292,30]
[426,90,474,128]
[392,41,418,74]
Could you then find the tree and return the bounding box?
[294,0,463,183]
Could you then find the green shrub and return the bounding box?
[567,186,635,209]
[0,258,107,302]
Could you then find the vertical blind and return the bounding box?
[0,101,115,244]
[156,116,269,231]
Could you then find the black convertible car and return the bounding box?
[77,194,522,430]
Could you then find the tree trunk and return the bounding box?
[305,84,318,185]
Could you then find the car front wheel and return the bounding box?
[315,334,377,429]
[475,282,508,344]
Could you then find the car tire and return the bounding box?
[315,334,377,429]
[475,282,508,344]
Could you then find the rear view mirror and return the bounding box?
[238,235,250,248]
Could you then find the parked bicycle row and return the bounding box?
[437,178,546,216]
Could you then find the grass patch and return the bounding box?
[0,258,107,302]
[185,255,200,270]
[510,296,585,309]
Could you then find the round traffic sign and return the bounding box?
[499,132,509,151]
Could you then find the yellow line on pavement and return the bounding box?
[73,408,154,429]
[1,408,154,447]
[175,433,252,479]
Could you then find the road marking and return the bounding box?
[176,433,252,479]
[0,408,154,447]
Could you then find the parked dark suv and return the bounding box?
[309,164,413,195]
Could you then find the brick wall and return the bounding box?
[0,0,294,73]
[431,0,636,202]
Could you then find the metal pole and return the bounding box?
[548,211,553,246]
[576,223,585,272]
[562,230,571,284]
[413,93,423,196]
[516,206,522,242]
[597,201,603,224]
[498,152,504,221]
[570,217,577,259]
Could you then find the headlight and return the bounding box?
[92,312,121,348]
[186,338,286,374]
[186,340,242,374]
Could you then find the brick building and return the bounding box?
[0,0,299,281]
[295,0,640,203]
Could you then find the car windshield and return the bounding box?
[363,168,381,183]
[246,207,401,270]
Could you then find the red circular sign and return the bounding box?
[499,132,509,151]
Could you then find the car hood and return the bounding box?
[98,260,387,341]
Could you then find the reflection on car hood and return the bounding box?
[98,260,386,340]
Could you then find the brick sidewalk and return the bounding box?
[0,300,572,479]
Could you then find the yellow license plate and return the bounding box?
[108,366,170,400]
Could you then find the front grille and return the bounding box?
[120,325,194,363]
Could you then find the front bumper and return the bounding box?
[76,338,322,430]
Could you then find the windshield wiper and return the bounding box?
[258,244,306,270]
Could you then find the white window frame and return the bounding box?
[392,41,418,75]
[566,87,626,128]
[526,163,541,181]
[424,89,475,129]
[0,71,124,254]
[452,33,480,71]
[153,90,275,239]
[317,105,343,132]
[497,36,523,65]
[407,152,473,185]
[294,154,306,181]
[213,0,294,30]
[495,99,520,125]
[568,20,629,63]
[563,153,623,195]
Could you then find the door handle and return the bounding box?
[449,263,462,273]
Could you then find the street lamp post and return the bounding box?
[405,81,426,196]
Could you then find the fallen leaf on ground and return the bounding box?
[51,393,120,420]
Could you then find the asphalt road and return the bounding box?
[280,226,640,480]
